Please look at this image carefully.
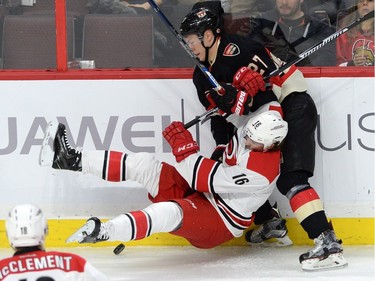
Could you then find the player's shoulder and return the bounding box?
[220,34,266,54]
[221,34,262,47]
[0,255,16,266]
[47,250,87,263]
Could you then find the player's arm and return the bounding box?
[175,154,272,194]
[161,121,269,194]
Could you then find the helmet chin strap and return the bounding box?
[200,33,218,64]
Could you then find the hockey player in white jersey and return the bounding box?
[40,102,287,249]
[0,204,110,281]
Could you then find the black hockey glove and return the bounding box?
[210,144,226,162]
[207,83,252,116]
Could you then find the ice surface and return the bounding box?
[2,245,373,281]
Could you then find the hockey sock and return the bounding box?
[82,151,162,197]
[288,187,330,239]
[110,202,183,241]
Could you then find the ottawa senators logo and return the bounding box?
[352,39,374,66]
[223,43,240,56]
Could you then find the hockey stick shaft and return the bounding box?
[184,107,219,129]
[264,10,374,79]
[147,0,223,92]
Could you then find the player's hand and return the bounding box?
[233,67,266,96]
[205,90,226,116]
[207,83,252,116]
[162,121,199,162]
[210,144,226,162]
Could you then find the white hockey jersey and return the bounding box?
[176,102,283,237]
[0,250,110,281]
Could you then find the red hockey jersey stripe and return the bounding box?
[215,195,254,230]
[246,151,280,183]
[192,156,220,193]
[269,105,283,117]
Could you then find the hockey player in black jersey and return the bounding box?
[179,2,347,271]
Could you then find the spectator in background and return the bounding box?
[340,0,357,9]
[336,0,374,66]
[220,0,260,17]
[248,0,337,66]
[127,0,164,11]
[304,0,343,24]
[0,204,110,281]
[179,0,260,17]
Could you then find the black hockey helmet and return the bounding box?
[180,5,224,38]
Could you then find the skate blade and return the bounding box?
[249,235,293,247]
[39,120,59,166]
[301,252,348,271]
[66,220,96,243]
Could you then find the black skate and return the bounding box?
[66,217,112,243]
[39,121,81,171]
[245,204,293,246]
[300,227,348,271]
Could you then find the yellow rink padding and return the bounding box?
[0,218,373,248]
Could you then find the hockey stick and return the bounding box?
[147,0,223,94]
[264,10,374,79]
[185,10,374,128]
[183,107,219,129]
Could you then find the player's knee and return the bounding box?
[276,170,310,195]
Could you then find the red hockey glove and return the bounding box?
[162,121,199,162]
[207,83,252,116]
[233,67,266,97]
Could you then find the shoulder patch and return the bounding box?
[223,43,240,56]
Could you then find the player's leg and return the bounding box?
[39,121,192,199]
[279,92,347,271]
[170,192,234,249]
[66,201,183,243]
[245,200,292,246]
[67,192,233,248]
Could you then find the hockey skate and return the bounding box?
[300,226,348,271]
[245,204,293,246]
[39,121,82,171]
[66,217,113,243]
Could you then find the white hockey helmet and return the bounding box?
[244,110,288,151]
[6,204,48,249]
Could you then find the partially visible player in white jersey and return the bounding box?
[39,101,287,249]
[0,204,110,281]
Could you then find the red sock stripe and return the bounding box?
[107,151,125,182]
[128,211,151,240]
[193,157,219,193]
[290,188,320,212]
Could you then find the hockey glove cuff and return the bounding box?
[207,83,252,116]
